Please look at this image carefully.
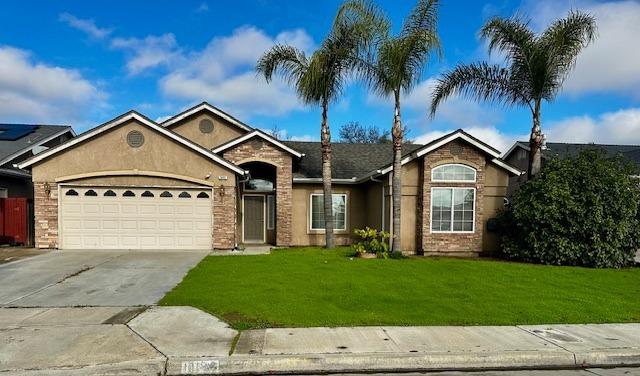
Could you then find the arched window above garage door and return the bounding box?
[84,189,97,196]
[65,189,78,196]
[123,190,136,197]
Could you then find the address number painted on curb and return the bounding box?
[181,360,220,374]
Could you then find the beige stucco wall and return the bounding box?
[380,159,422,252]
[168,112,246,150]
[482,163,509,252]
[31,119,236,187]
[291,184,366,247]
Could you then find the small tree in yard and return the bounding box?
[499,149,640,268]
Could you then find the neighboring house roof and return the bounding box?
[161,102,253,132]
[0,124,75,167]
[213,130,305,158]
[284,141,424,181]
[504,141,640,171]
[17,111,246,175]
[285,129,521,182]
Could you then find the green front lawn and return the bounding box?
[160,247,640,330]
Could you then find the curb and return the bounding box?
[164,350,640,375]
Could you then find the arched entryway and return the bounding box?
[240,161,276,244]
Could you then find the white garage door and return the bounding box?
[59,186,213,250]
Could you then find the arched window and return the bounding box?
[122,190,136,197]
[160,191,173,198]
[141,190,154,197]
[178,191,191,198]
[244,178,274,192]
[197,192,210,198]
[65,189,78,196]
[84,189,97,197]
[432,164,476,182]
[104,190,116,197]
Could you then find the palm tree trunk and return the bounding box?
[528,100,543,179]
[391,91,403,255]
[321,100,335,249]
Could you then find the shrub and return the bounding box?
[352,227,390,257]
[499,149,640,268]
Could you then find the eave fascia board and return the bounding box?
[161,103,252,132]
[18,112,246,175]
[292,177,358,184]
[212,130,304,158]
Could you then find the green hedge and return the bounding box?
[499,149,640,268]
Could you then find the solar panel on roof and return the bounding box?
[0,124,39,141]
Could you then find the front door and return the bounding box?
[243,195,265,243]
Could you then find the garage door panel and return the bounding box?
[60,186,213,250]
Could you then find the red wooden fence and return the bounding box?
[0,198,28,245]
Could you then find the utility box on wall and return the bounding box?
[0,198,28,245]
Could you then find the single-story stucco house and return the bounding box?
[17,102,521,256]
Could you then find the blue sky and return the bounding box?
[1,0,639,152]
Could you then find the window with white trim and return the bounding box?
[432,164,476,182]
[310,194,347,230]
[0,187,7,198]
[431,188,475,232]
[267,195,275,230]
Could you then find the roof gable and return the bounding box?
[213,130,304,158]
[375,130,520,176]
[17,111,245,175]
[161,102,253,132]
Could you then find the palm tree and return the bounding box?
[257,19,378,248]
[431,12,596,178]
[337,0,441,255]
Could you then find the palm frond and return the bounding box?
[480,17,535,67]
[256,44,309,86]
[540,10,596,83]
[430,62,526,117]
[401,0,439,43]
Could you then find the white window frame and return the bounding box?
[430,187,476,234]
[266,195,275,230]
[309,193,348,231]
[0,187,7,198]
[431,164,477,183]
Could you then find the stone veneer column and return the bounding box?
[420,140,486,256]
[212,185,236,249]
[275,163,292,246]
[34,182,59,249]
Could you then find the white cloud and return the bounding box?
[0,46,105,123]
[521,0,640,97]
[194,2,209,13]
[59,12,112,39]
[156,26,314,118]
[544,108,640,144]
[111,34,181,75]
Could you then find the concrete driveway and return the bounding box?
[0,250,208,307]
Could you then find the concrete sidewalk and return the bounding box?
[1,306,639,375]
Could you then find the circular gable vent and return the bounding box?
[199,119,214,133]
[127,130,145,148]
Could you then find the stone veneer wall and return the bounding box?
[34,182,58,249]
[212,185,236,249]
[223,140,293,246]
[419,140,486,256]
